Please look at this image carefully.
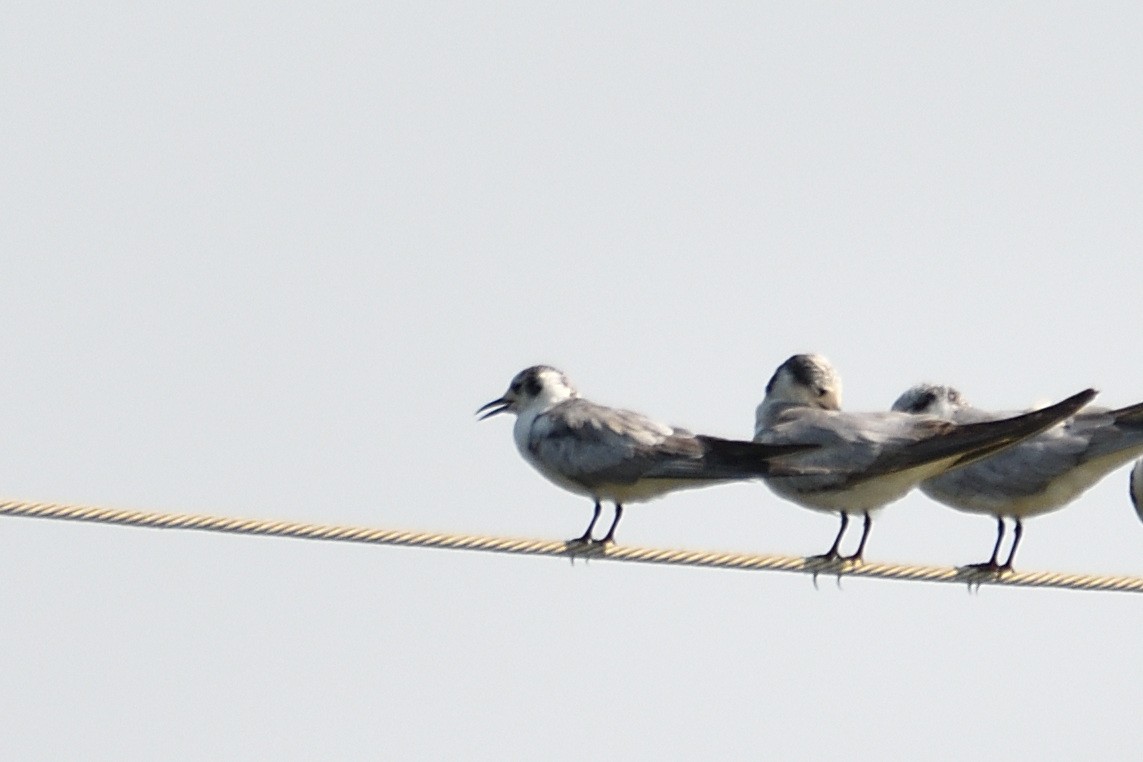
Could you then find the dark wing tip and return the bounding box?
[1110,399,1143,424]
[1049,388,1098,418]
[694,435,817,477]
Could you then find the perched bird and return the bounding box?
[893,384,1143,571]
[478,365,816,545]
[753,354,1097,563]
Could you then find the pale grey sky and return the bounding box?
[3,3,1142,759]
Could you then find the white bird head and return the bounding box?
[476,365,578,420]
[891,383,968,418]
[762,354,843,411]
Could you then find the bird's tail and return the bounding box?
[694,436,818,478]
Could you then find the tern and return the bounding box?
[892,383,1143,570]
[478,365,816,545]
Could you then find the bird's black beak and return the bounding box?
[476,397,511,420]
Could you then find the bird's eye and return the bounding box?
[816,387,828,397]
[525,377,542,396]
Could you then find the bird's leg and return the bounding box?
[963,516,1005,573]
[807,513,851,589]
[999,518,1023,572]
[845,512,873,562]
[570,501,602,545]
[596,503,623,545]
[808,512,849,563]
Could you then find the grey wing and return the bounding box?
[931,431,1091,500]
[1045,405,1143,463]
[856,389,1097,484]
[755,408,887,454]
[754,408,894,487]
[528,400,703,487]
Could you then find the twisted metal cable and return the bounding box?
[1,497,1140,594]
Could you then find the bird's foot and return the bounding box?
[959,560,1007,575]
[805,551,850,590]
[805,550,848,567]
[563,536,602,566]
[956,560,1013,592]
[565,535,613,553]
[564,535,596,553]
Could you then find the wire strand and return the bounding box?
[1,497,1139,594]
